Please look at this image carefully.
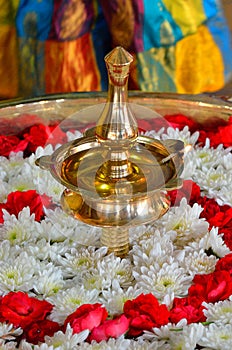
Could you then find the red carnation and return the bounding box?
[198,198,232,249]
[169,296,206,324]
[198,116,232,148]
[23,319,60,344]
[123,293,169,337]
[0,135,28,157]
[215,253,232,276]
[0,292,53,328]
[165,114,198,132]
[0,190,52,223]
[23,123,67,153]
[168,180,201,207]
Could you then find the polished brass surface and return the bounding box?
[36,47,184,257]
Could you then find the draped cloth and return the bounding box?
[0,0,231,98]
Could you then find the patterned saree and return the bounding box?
[0,0,231,98]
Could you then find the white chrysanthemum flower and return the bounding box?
[43,208,100,245]
[125,339,162,350]
[193,165,230,196]
[75,336,136,350]
[0,322,22,341]
[66,130,83,142]
[48,286,99,324]
[34,145,55,158]
[33,171,65,203]
[96,253,134,288]
[203,300,232,325]
[186,227,230,258]
[24,239,69,263]
[215,184,232,206]
[0,339,18,349]
[220,150,232,170]
[45,324,89,348]
[157,198,209,247]
[142,319,187,342]
[39,220,68,243]
[134,259,192,299]
[193,140,230,169]
[161,126,199,147]
[32,263,64,297]
[0,252,39,294]
[198,323,232,349]
[144,128,164,140]
[100,280,141,315]
[131,228,174,269]
[180,149,198,180]
[180,249,217,275]
[142,321,204,350]
[0,208,41,245]
[168,323,205,350]
[43,207,101,245]
[0,240,20,262]
[57,246,107,278]
[82,266,111,291]
[0,179,9,202]
[0,152,25,180]
[129,224,149,244]
[19,340,54,350]
[7,173,36,192]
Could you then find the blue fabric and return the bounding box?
[143,0,183,50]
[206,7,232,81]
[91,2,111,90]
[16,0,54,40]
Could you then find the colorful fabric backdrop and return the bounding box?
[0,0,232,98]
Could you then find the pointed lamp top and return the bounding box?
[104,47,133,84]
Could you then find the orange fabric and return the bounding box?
[0,25,18,98]
[45,33,101,94]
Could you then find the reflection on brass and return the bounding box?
[36,47,184,257]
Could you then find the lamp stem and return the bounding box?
[101,227,130,258]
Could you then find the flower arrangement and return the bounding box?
[0,111,232,349]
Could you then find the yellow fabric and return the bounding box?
[0,0,19,25]
[162,0,206,36]
[175,25,225,94]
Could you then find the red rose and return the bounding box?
[0,190,52,223]
[64,303,108,334]
[210,207,232,232]
[123,293,170,337]
[88,315,130,343]
[0,135,28,157]
[0,292,53,328]
[168,180,201,207]
[23,319,60,344]
[188,270,232,303]
[23,123,67,153]
[169,296,206,324]
[165,114,198,132]
[215,253,232,276]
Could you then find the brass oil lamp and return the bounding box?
[36,47,184,257]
